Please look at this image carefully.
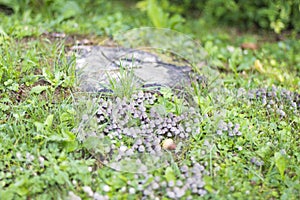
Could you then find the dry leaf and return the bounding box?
[241,42,258,50]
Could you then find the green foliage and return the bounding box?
[141,0,300,33]
[0,0,137,37]
[274,152,288,180]
[137,0,185,29]
[164,167,176,182]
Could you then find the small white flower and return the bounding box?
[138,145,145,152]
[137,184,143,191]
[129,187,136,194]
[174,187,185,198]
[119,145,127,152]
[38,156,45,166]
[72,180,77,185]
[93,192,103,200]
[280,149,286,155]
[227,46,235,53]
[67,191,81,200]
[103,184,110,192]
[203,140,210,146]
[16,152,22,160]
[26,152,34,162]
[120,186,126,192]
[82,186,93,197]
[215,165,220,172]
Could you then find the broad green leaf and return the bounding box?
[62,140,78,152]
[59,1,82,20]
[8,82,19,91]
[83,136,111,154]
[0,25,8,37]
[61,129,76,141]
[48,135,66,141]
[30,85,48,95]
[165,167,176,182]
[34,122,44,132]
[83,136,101,150]
[13,179,29,196]
[60,112,73,123]
[271,20,285,33]
[47,129,75,142]
[54,171,69,185]
[0,190,14,200]
[44,114,54,128]
[274,152,287,179]
[169,14,185,29]
[147,0,168,28]
[203,175,214,193]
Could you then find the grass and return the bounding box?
[0,1,300,199]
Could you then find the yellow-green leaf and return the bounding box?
[274,152,287,179]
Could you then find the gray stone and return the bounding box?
[75,46,192,92]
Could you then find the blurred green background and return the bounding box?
[0,0,299,37]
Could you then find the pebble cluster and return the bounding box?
[69,162,208,200]
[214,86,299,136]
[80,90,207,198]
[93,91,200,163]
[247,86,299,116]
[216,120,242,137]
[137,163,207,199]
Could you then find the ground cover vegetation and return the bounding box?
[0,0,300,199]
